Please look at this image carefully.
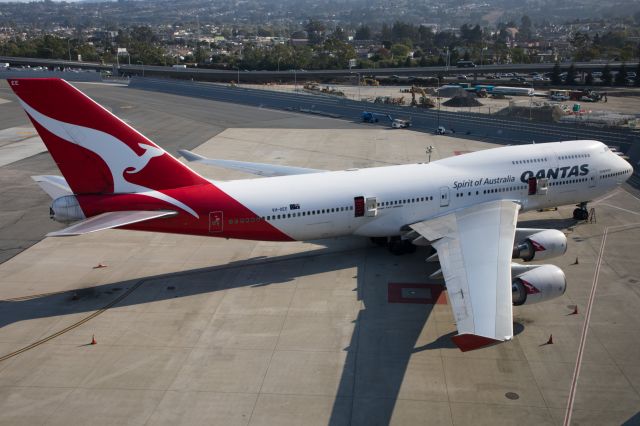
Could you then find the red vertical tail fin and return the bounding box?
[8,78,207,195]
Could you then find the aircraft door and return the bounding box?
[439,186,450,207]
[209,211,223,233]
[588,170,598,188]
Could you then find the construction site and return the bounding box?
[242,82,640,130]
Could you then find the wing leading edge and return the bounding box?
[410,200,521,351]
[47,211,178,237]
[178,150,326,177]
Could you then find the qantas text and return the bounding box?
[520,164,589,183]
[453,164,589,190]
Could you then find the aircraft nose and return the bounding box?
[619,154,634,179]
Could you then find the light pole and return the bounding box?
[277,57,281,72]
[351,72,361,101]
[445,47,450,71]
[294,69,297,92]
[426,145,434,163]
[529,82,533,120]
[436,77,441,131]
[137,60,144,77]
[234,65,240,85]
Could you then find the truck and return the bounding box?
[0,63,9,70]
[361,111,411,128]
[491,86,534,96]
[172,64,187,70]
[361,111,392,123]
[391,118,411,129]
[456,60,476,68]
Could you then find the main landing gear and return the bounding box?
[573,202,589,221]
[370,236,417,255]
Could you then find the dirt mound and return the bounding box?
[495,104,565,122]
[442,94,483,107]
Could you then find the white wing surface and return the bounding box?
[178,150,325,177]
[32,175,72,199]
[47,210,177,237]
[410,200,520,351]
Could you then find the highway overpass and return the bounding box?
[1,55,637,83]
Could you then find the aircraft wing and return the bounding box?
[410,200,520,351]
[178,149,326,177]
[32,175,72,199]
[47,210,177,237]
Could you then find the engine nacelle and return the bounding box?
[512,264,566,305]
[512,229,567,262]
[50,195,85,223]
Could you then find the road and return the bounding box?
[130,78,638,150]
[1,55,637,82]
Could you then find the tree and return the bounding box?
[332,27,347,42]
[354,25,371,40]
[551,62,562,85]
[390,43,411,58]
[585,72,594,86]
[615,62,628,85]
[565,63,576,85]
[305,19,326,45]
[602,63,612,85]
[460,24,482,44]
[519,15,533,40]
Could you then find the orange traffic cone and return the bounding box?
[546,334,553,345]
[91,335,97,345]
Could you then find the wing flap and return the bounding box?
[47,210,177,237]
[178,149,325,177]
[410,200,521,349]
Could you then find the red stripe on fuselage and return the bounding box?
[77,182,293,242]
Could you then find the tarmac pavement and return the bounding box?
[0,81,638,425]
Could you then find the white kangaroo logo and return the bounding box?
[20,100,199,218]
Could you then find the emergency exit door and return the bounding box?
[439,187,450,207]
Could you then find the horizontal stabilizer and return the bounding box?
[47,210,177,237]
[178,149,325,177]
[32,175,72,199]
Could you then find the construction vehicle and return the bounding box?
[391,118,412,128]
[361,111,411,128]
[410,86,436,108]
[361,111,392,123]
[361,77,379,86]
[374,96,405,105]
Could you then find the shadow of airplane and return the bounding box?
[0,228,534,425]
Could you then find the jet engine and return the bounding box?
[512,264,566,305]
[512,229,567,262]
[50,195,85,223]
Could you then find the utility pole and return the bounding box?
[437,77,441,130]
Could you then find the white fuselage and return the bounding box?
[217,140,633,241]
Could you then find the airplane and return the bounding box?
[7,78,634,351]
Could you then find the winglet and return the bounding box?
[451,333,502,352]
